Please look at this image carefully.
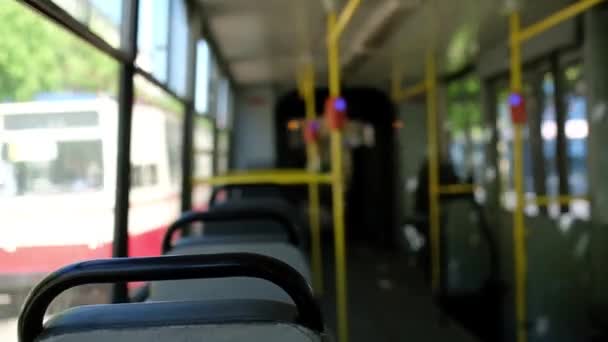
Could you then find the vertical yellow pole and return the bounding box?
[328,11,349,342]
[425,52,441,294]
[391,59,403,102]
[509,12,528,342]
[303,63,324,295]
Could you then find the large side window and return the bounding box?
[128,76,183,257]
[217,130,231,174]
[192,118,215,209]
[493,58,589,219]
[195,40,211,114]
[495,81,536,211]
[52,0,123,48]
[191,39,215,208]
[215,75,233,174]
[563,63,589,219]
[167,0,189,97]
[445,75,484,184]
[137,0,170,82]
[0,1,119,325]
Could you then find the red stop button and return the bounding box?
[509,93,527,124]
[303,120,320,144]
[324,97,348,130]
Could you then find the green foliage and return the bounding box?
[446,76,482,134]
[0,2,117,102]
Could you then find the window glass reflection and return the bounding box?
[52,0,123,48]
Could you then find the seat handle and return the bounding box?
[162,208,300,253]
[18,253,323,342]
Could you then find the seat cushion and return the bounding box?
[37,300,322,342]
[148,242,311,303]
[174,234,290,248]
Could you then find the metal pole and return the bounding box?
[425,52,441,294]
[112,0,139,303]
[302,64,324,295]
[509,12,528,342]
[517,0,606,43]
[327,6,352,341]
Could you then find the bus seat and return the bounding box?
[209,183,285,205]
[36,300,322,342]
[19,253,325,342]
[204,198,307,243]
[162,204,304,254]
[148,242,311,303]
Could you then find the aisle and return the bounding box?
[320,243,479,342]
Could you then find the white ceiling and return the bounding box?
[196,0,574,88]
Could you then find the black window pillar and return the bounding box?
[551,54,569,213]
[181,3,200,212]
[112,0,139,304]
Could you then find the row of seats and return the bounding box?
[19,185,325,342]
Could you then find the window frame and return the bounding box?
[18,0,234,302]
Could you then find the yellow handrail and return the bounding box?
[393,81,428,103]
[327,0,362,45]
[439,184,476,195]
[425,51,441,294]
[531,195,589,207]
[194,172,332,186]
[326,1,361,341]
[508,3,605,341]
[517,0,606,43]
[509,11,528,342]
[298,61,324,295]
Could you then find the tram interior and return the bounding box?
[1,1,608,342]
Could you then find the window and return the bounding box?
[216,78,233,129]
[445,75,485,183]
[562,64,589,219]
[128,76,183,257]
[137,0,170,82]
[540,72,560,198]
[207,52,222,118]
[563,64,589,196]
[195,40,211,114]
[167,0,189,96]
[192,118,215,209]
[495,83,536,211]
[52,0,123,48]
[217,130,231,174]
[0,2,118,332]
[136,0,189,94]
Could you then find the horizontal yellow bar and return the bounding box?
[439,184,476,195]
[194,172,333,186]
[225,169,315,175]
[532,195,590,206]
[327,0,361,43]
[393,81,427,102]
[517,0,605,43]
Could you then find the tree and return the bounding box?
[446,76,482,135]
[0,1,117,102]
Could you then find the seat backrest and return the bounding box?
[203,198,306,242]
[162,203,303,253]
[209,184,285,205]
[149,242,311,303]
[19,253,323,342]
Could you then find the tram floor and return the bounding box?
[318,241,479,342]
